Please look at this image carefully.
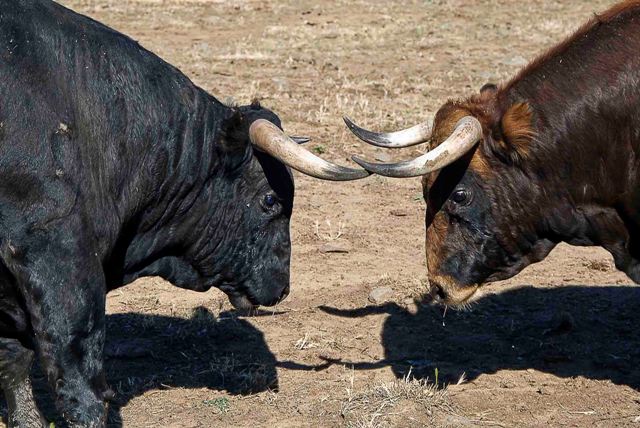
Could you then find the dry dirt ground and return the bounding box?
[3,0,640,426]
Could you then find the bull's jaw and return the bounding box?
[218,284,260,315]
[228,293,259,316]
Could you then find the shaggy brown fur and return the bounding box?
[423,0,640,306]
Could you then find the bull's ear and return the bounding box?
[218,109,252,169]
[479,83,498,97]
[488,102,535,165]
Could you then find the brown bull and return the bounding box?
[347,0,640,306]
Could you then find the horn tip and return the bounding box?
[343,116,355,127]
[351,155,376,171]
[343,118,379,145]
[351,155,417,178]
[343,116,365,135]
[320,163,371,181]
[290,135,311,145]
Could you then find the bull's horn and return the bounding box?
[290,136,311,145]
[249,119,370,181]
[343,116,433,148]
[351,116,483,178]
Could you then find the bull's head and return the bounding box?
[347,86,556,307]
[201,102,368,312]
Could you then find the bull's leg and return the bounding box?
[4,219,111,427]
[0,338,46,427]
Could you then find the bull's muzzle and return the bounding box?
[427,277,480,307]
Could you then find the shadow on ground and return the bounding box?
[320,285,640,389]
[11,306,278,427]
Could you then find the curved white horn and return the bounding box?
[249,119,370,181]
[343,116,433,148]
[351,116,483,178]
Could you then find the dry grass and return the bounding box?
[314,219,347,241]
[341,370,454,428]
[294,332,318,350]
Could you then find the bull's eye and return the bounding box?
[451,189,471,205]
[263,194,276,207]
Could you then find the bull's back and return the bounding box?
[0,0,207,222]
[508,3,640,232]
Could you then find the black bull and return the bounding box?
[0,0,370,426]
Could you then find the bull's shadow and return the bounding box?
[11,307,278,427]
[321,285,640,389]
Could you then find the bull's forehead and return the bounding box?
[430,103,474,149]
[431,90,499,147]
[428,101,494,181]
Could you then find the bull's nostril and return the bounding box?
[279,285,290,302]
[428,281,447,302]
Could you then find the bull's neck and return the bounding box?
[502,4,640,211]
[104,91,235,287]
[503,83,640,274]
[134,93,228,230]
[505,67,640,206]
